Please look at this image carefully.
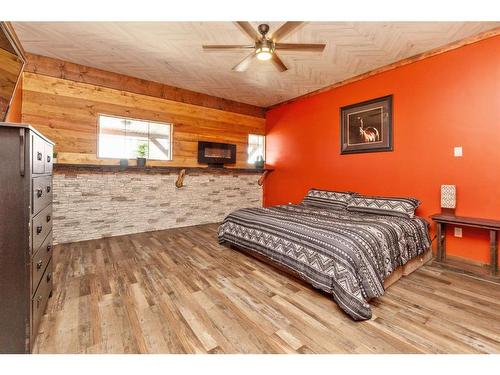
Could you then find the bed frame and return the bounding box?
[229,244,433,294]
[382,248,433,288]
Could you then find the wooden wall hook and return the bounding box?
[175,169,186,188]
[258,170,271,186]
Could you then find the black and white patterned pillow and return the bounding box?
[301,188,355,210]
[347,195,420,218]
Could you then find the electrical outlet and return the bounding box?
[454,227,462,238]
[454,146,463,157]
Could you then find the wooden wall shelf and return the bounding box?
[54,163,269,175]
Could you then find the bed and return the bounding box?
[218,190,432,321]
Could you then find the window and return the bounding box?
[247,134,265,163]
[98,114,172,160]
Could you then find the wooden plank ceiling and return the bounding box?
[12,22,500,107]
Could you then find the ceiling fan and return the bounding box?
[202,22,326,72]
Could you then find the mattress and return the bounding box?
[218,204,431,321]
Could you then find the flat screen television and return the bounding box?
[0,22,25,121]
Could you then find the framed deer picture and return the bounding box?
[340,95,393,154]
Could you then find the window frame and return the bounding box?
[97,113,173,161]
[247,133,266,164]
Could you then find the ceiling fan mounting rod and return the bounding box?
[256,38,274,51]
[257,24,270,38]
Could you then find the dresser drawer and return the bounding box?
[32,176,53,215]
[44,142,53,174]
[31,259,53,340]
[32,204,52,254]
[32,134,46,174]
[32,231,53,295]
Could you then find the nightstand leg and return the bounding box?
[490,230,498,276]
[436,223,446,262]
[442,223,446,261]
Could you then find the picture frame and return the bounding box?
[340,95,393,154]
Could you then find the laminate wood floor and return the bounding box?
[33,223,500,354]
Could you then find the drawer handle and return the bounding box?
[36,188,43,198]
[36,260,43,269]
[47,244,52,252]
[37,152,42,161]
[46,273,52,283]
[46,185,51,193]
[47,155,51,163]
[46,215,51,223]
[36,225,43,234]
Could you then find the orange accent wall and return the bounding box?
[265,35,500,265]
[5,76,22,123]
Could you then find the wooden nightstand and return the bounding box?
[430,214,499,276]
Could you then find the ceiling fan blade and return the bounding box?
[271,22,304,41]
[235,21,259,41]
[275,43,326,52]
[271,53,288,72]
[232,52,256,72]
[203,44,255,51]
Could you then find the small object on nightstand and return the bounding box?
[440,184,456,215]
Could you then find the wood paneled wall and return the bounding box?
[0,47,23,118]
[5,75,22,123]
[25,54,265,118]
[21,59,266,168]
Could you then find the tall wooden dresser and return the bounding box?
[0,123,54,353]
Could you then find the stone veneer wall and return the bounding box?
[52,167,262,244]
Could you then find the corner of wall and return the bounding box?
[5,75,23,123]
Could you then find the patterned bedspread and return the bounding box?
[218,204,431,321]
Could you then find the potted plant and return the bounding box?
[254,155,265,170]
[52,151,58,164]
[136,143,148,167]
[119,159,128,170]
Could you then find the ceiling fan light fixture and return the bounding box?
[256,47,272,61]
[255,40,274,61]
